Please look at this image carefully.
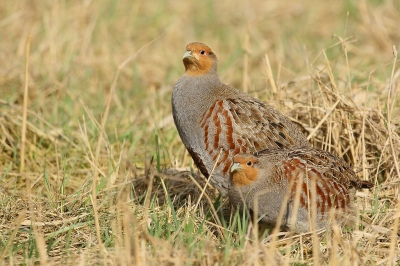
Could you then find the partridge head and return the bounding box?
[228,147,373,232]
[182,43,216,76]
[172,42,311,195]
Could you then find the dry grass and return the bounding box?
[1,0,400,265]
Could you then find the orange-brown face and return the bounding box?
[183,42,217,76]
[230,155,259,187]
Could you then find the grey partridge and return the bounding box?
[228,147,373,232]
[172,42,310,195]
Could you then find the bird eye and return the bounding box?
[247,161,253,166]
[200,50,206,55]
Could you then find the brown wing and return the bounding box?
[285,147,365,189]
[273,154,353,215]
[200,99,300,175]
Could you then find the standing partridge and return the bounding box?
[228,147,373,232]
[172,42,311,195]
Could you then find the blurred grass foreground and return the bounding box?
[1,0,400,265]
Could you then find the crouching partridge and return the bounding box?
[172,42,311,195]
[228,147,373,232]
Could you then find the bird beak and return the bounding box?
[182,50,192,59]
[230,162,241,173]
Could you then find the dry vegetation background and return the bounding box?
[1,0,400,265]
